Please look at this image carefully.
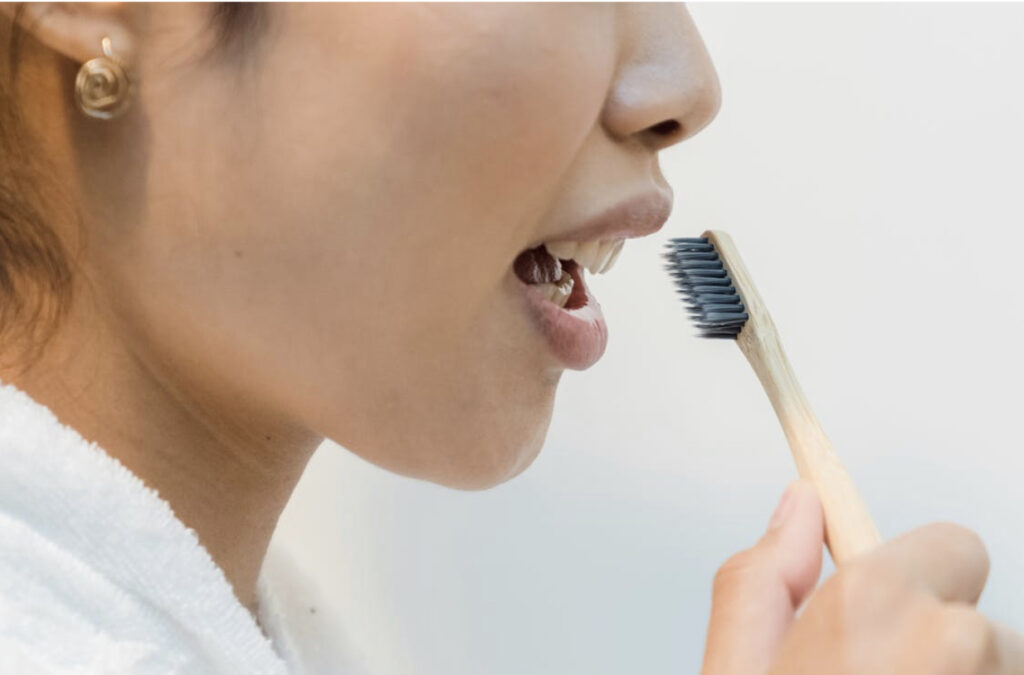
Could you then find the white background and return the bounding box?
[272,4,1024,673]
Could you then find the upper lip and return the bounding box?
[541,189,674,245]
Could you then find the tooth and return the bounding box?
[532,271,574,308]
[594,240,616,273]
[551,285,571,308]
[549,256,562,281]
[600,240,625,273]
[533,282,556,301]
[544,241,578,261]
[592,240,617,274]
[547,283,560,302]
[556,270,574,292]
[551,273,573,307]
[576,240,601,273]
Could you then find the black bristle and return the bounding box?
[664,236,748,339]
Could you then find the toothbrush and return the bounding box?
[664,230,881,564]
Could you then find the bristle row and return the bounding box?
[663,236,749,339]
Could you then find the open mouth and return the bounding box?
[510,238,624,369]
[511,239,625,310]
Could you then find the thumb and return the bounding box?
[701,480,825,675]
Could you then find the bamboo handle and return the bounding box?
[704,230,882,564]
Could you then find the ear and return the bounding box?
[1,2,138,66]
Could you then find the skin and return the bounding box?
[1,3,1020,670]
[704,482,1024,673]
[1,1,719,614]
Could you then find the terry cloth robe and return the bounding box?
[0,378,366,674]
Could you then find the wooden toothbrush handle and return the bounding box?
[739,325,882,564]
[704,230,882,565]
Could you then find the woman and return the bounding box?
[0,2,1019,673]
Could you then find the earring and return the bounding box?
[74,36,133,120]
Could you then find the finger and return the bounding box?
[989,620,1024,675]
[702,480,824,675]
[935,607,1024,675]
[769,482,825,610]
[861,522,990,604]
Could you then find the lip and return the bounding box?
[533,189,674,246]
[518,266,608,370]
[514,189,672,370]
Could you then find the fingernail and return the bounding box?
[768,484,797,530]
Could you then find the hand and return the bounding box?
[701,480,1024,674]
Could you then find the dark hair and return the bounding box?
[0,3,265,372]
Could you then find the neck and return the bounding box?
[2,292,321,615]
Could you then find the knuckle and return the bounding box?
[889,603,995,675]
[937,608,996,674]
[960,530,991,579]
[925,523,991,571]
[712,547,770,597]
[904,605,997,675]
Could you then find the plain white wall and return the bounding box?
[271,4,1024,673]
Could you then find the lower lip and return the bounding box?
[517,269,608,370]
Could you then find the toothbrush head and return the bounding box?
[663,236,749,339]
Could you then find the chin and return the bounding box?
[430,386,557,492]
[452,427,548,491]
[433,421,549,492]
[325,364,561,492]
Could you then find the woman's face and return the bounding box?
[72,3,720,489]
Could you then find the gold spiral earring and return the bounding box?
[74,36,133,120]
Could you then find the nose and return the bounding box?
[602,4,722,152]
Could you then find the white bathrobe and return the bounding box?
[0,379,366,674]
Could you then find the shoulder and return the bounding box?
[0,512,168,673]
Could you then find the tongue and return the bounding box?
[513,245,563,284]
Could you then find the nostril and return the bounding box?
[649,119,681,137]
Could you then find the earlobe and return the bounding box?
[4,2,137,67]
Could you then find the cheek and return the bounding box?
[127,5,615,488]
[253,4,616,322]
